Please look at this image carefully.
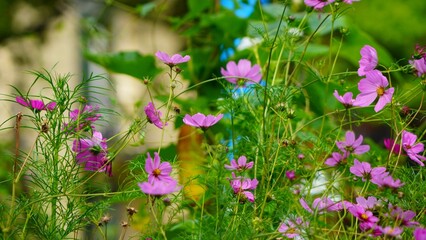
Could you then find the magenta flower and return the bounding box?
[304,0,335,10]
[325,152,347,167]
[402,130,426,166]
[138,179,180,196]
[224,156,254,171]
[16,96,56,112]
[409,44,426,77]
[355,196,380,210]
[183,113,223,130]
[350,159,387,181]
[371,174,404,189]
[336,131,370,155]
[229,176,258,203]
[145,152,174,184]
[66,105,101,131]
[155,51,190,67]
[278,217,307,239]
[378,226,403,237]
[348,205,379,231]
[144,102,167,129]
[220,59,262,87]
[384,138,403,155]
[414,227,426,240]
[285,170,296,181]
[72,131,111,176]
[342,0,359,3]
[333,90,358,108]
[299,197,343,214]
[355,70,394,112]
[358,45,378,76]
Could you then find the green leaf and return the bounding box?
[135,2,156,17]
[84,51,161,80]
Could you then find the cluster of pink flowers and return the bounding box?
[16,96,56,112]
[138,152,181,197]
[225,156,257,203]
[221,59,262,88]
[334,45,394,112]
[350,159,404,189]
[384,130,426,166]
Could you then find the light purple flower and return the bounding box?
[278,217,308,239]
[221,59,262,87]
[378,226,403,237]
[229,176,258,203]
[16,96,56,112]
[72,131,111,176]
[355,70,394,112]
[336,131,370,155]
[348,205,379,231]
[342,0,359,3]
[286,170,296,181]
[350,159,387,181]
[358,45,378,76]
[372,174,404,189]
[409,44,426,77]
[155,51,190,67]
[145,152,174,184]
[183,113,223,130]
[144,102,167,129]
[388,205,419,227]
[325,152,347,167]
[138,179,180,196]
[402,130,426,166]
[66,105,101,131]
[355,196,380,210]
[414,227,426,240]
[304,0,335,10]
[224,156,254,171]
[299,197,343,214]
[333,90,358,108]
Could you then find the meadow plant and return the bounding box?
[1,1,426,239]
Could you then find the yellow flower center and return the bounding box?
[361,213,368,220]
[376,87,385,96]
[153,168,161,176]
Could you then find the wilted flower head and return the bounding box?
[304,0,335,10]
[144,102,167,129]
[402,130,426,166]
[16,96,56,112]
[138,179,180,196]
[355,70,394,112]
[336,131,370,155]
[183,113,223,130]
[358,45,378,76]
[224,156,254,171]
[155,51,190,67]
[221,59,262,87]
[72,131,111,176]
[145,152,174,184]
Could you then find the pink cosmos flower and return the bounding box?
[387,204,419,227]
[358,45,378,76]
[384,138,403,155]
[72,131,111,176]
[325,152,347,167]
[409,44,426,77]
[221,59,262,87]
[304,0,335,10]
[342,0,359,3]
[348,205,379,231]
[224,156,254,171]
[145,152,174,184]
[355,70,394,112]
[371,174,404,189]
[414,227,426,240]
[278,217,308,239]
[350,159,387,181]
[229,176,258,203]
[336,131,370,155]
[402,130,426,166]
[299,197,343,214]
[155,51,190,67]
[378,226,403,237]
[333,90,358,108]
[66,105,101,131]
[144,102,167,129]
[286,170,296,181]
[16,96,56,111]
[355,196,380,210]
[138,179,180,196]
[183,113,223,130]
